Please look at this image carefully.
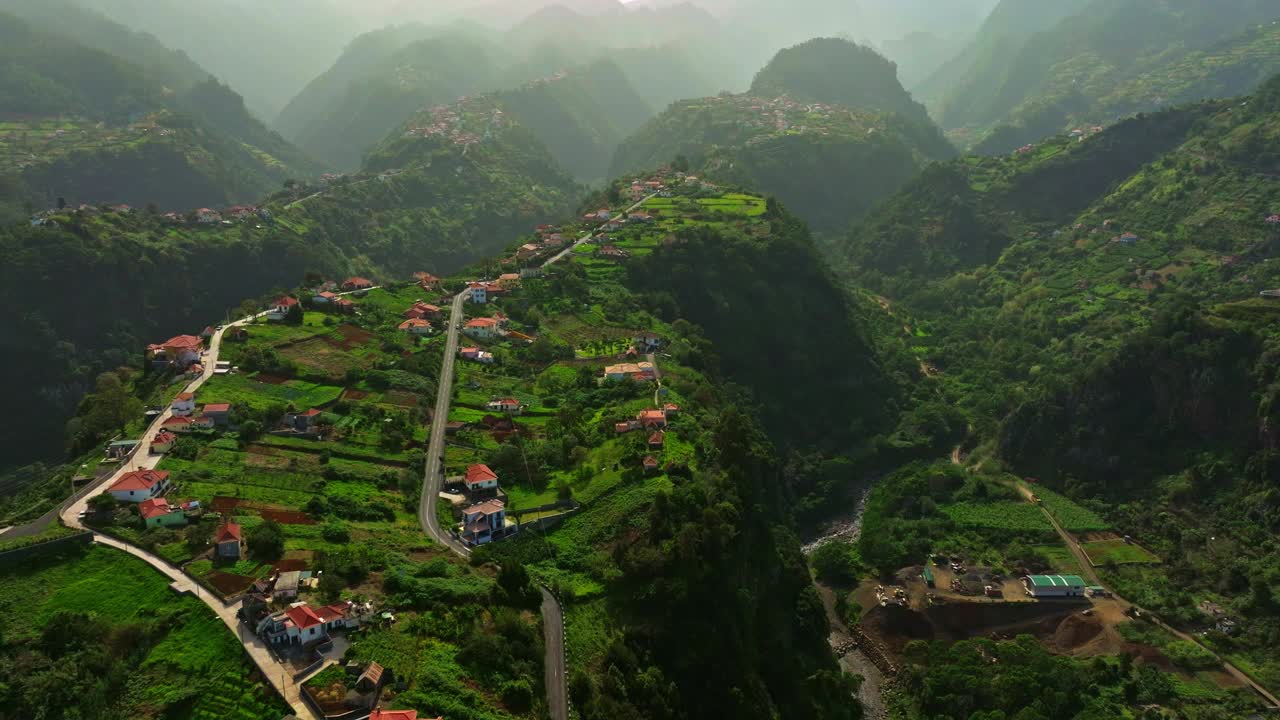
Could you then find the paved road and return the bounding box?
[543,194,657,267]
[541,586,569,720]
[418,290,471,557]
[1016,482,1280,708]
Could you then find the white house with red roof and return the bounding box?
[108,469,171,503]
[267,296,299,320]
[172,392,196,416]
[342,277,374,291]
[637,409,668,429]
[215,521,243,558]
[257,601,354,646]
[464,317,501,340]
[314,290,338,305]
[464,464,499,493]
[147,335,203,368]
[404,302,442,320]
[139,497,186,528]
[485,398,522,414]
[161,415,214,433]
[414,271,441,290]
[467,281,489,304]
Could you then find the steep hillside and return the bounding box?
[71,0,366,120]
[492,62,652,183]
[277,29,510,170]
[0,5,323,210]
[841,76,1280,688]
[611,94,952,233]
[749,38,935,130]
[0,95,578,474]
[925,0,1280,151]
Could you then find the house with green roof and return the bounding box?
[1022,574,1087,598]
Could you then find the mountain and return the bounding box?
[275,28,509,171]
[839,76,1280,693]
[0,2,323,211]
[275,9,720,173]
[749,37,936,130]
[491,61,652,183]
[67,0,370,121]
[611,40,954,232]
[0,94,578,474]
[921,0,1280,151]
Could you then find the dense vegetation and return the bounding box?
[750,37,936,131]
[920,0,1280,152]
[0,545,287,719]
[841,74,1280,687]
[0,1,322,211]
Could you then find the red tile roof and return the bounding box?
[174,392,194,401]
[110,469,169,492]
[466,317,499,328]
[139,497,173,519]
[465,464,498,484]
[298,408,322,417]
[465,498,505,516]
[399,318,431,330]
[161,335,203,350]
[316,603,350,623]
[203,403,231,413]
[151,431,177,446]
[274,296,299,307]
[369,711,419,720]
[285,604,324,630]
[215,522,242,543]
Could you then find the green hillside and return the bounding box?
[750,37,937,130]
[0,95,578,476]
[492,61,652,183]
[841,75,1280,689]
[925,0,1280,152]
[611,93,952,233]
[0,4,323,211]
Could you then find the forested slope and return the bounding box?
[842,74,1280,687]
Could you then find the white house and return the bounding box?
[1023,574,1087,598]
[464,464,500,493]
[256,601,353,646]
[464,317,501,340]
[461,499,513,546]
[485,398,522,414]
[171,392,196,416]
[467,282,488,304]
[460,347,495,364]
[215,521,243,559]
[107,469,171,503]
[266,296,299,320]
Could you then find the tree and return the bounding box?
[84,372,142,438]
[284,303,303,325]
[87,493,117,514]
[246,520,284,560]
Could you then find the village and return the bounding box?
[40,168,760,720]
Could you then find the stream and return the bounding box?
[803,485,888,719]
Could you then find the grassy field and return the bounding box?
[1032,486,1112,531]
[940,502,1055,532]
[1083,539,1161,566]
[0,545,287,719]
[197,373,343,411]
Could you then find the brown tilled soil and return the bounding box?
[207,570,256,595]
[333,324,374,349]
[254,373,289,385]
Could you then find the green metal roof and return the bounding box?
[1026,574,1086,588]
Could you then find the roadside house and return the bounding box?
[314,291,338,304]
[147,335,203,369]
[464,464,500,494]
[273,570,302,600]
[108,469,170,503]
[461,499,513,546]
[467,282,489,304]
[150,431,178,454]
[162,415,215,433]
[215,521,243,559]
[257,601,353,646]
[459,347,495,364]
[342,277,374,292]
[267,296,299,320]
[139,497,186,528]
[202,403,232,427]
[404,302,442,320]
[464,317,501,340]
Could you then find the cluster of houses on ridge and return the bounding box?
[614,404,681,474]
[32,202,274,228]
[103,469,203,529]
[403,99,510,147]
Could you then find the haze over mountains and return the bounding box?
[9,3,1280,720]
